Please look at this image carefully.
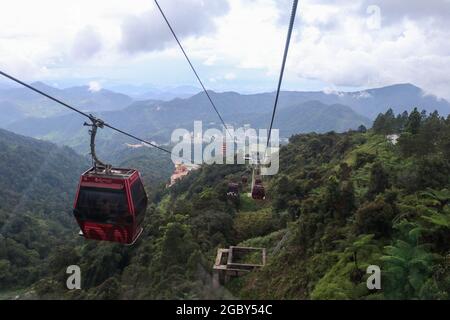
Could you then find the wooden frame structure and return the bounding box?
[213,246,266,285]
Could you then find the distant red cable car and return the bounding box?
[73,167,148,245]
[251,184,266,200]
[227,182,239,198]
[251,173,265,200]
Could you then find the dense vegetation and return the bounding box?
[0,129,172,295]
[238,109,450,299]
[1,109,449,300]
[0,128,87,290]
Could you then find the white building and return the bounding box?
[387,134,400,145]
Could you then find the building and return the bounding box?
[168,162,199,187]
[387,134,400,145]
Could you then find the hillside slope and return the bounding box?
[7,98,371,149]
[17,109,449,300]
[0,128,173,294]
[0,128,88,290]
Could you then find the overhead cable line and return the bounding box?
[153,0,233,139]
[266,0,299,148]
[0,70,192,162]
[0,70,92,120]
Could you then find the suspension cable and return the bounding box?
[0,71,92,120]
[266,0,298,148]
[153,0,232,139]
[1,1,298,160]
[0,70,192,162]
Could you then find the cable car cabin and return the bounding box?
[251,175,265,200]
[252,184,266,200]
[227,183,239,198]
[73,167,148,245]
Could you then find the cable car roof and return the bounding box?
[82,167,137,179]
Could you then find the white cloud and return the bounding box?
[286,0,450,98]
[88,80,102,92]
[0,0,450,100]
[119,0,229,54]
[224,72,237,80]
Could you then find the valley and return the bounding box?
[1,108,448,299]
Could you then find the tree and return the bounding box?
[357,125,367,133]
[337,181,356,219]
[160,222,196,268]
[93,277,121,300]
[381,222,439,299]
[355,199,395,238]
[405,108,422,134]
[372,113,387,134]
[373,109,396,134]
[366,162,390,200]
[395,111,409,132]
[419,111,444,155]
[420,188,450,210]
[323,175,340,217]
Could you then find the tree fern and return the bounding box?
[381,223,439,299]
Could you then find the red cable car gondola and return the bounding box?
[73,117,148,245]
[251,173,265,200]
[73,167,147,245]
[227,182,239,198]
[251,184,265,200]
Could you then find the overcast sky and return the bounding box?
[0,0,449,98]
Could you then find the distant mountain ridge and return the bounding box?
[1,82,449,152]
[5,97,371,153]
[104,83,201,101]
[0,81,134,124]
[134,85,202,101]
[244,101,371,137]
[329,83,450,119]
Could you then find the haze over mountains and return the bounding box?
[0,81,133,125]
[1,82,449,153]
[108,84,202,101]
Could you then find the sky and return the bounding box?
[0,0,449,99]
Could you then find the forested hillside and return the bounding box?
[8,109,448,300]
[0,128,87,290]
[0,129,172,296]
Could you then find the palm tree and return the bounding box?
[421,206,450,229]
[420,188,450,210]
[344,234,378,284]
[381,221,438,299]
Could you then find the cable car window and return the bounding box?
[131,181,147,217]
[75,187,129,224]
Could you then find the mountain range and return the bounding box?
[105,84,201,101]
[0,82,133,124]
[1,82,449,153]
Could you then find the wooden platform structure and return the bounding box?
[213,246,266,285]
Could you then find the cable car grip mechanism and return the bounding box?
[84,115,112,173]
